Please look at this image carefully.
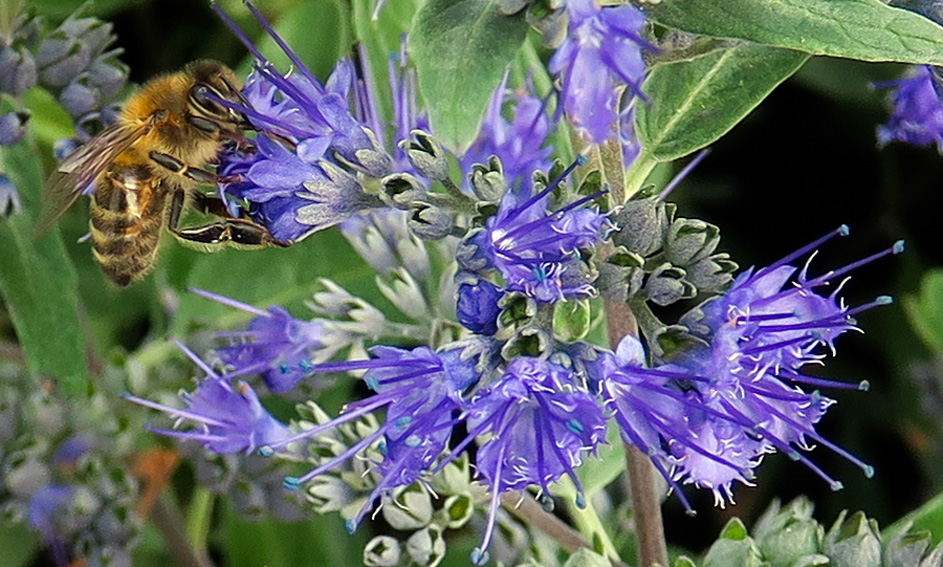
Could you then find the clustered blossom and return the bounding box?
[212,4,390,242]
[549,0,653,144]
[460,160,611,303]
[124,341,291,455]
[119,2,907,565]
[596,227,900,507]
[876,65,943,151]
[134,228,898,562]
[460,74,554,191]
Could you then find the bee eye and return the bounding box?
[190,84,228,118]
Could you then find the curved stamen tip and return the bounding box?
[863,464,875,479]
[838,224,850,237]
[575,155,587,166]
[830,480,844,492]
[787,450,802,462]
[283,476,302,491]
[875,295,894,305]
[685,509,698,518]
[575,491,586,509]
[893,240,906,254]
[539,494,554,513]
[119,392,132,400]
[345,519,358,534]
[258,445,274,457]
[470,548,490,567]
[858,380,871,392]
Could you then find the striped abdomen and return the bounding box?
[89,164,171,287]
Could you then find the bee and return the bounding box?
[37,59,289,287]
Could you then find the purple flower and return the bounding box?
[219,135,371,242]
[454,357,606,566]
[461,74,554,191]
[190,288,329,394]
[599,227,902,507]
[352,39,431,175]
[124,341,290,454]
[27,485,73,566]
[456,278,503,335]
[212,4,389,242]
[263,344,476,532]
[876,65,943,151]
[549,0,653,144]
[469,161,610,302]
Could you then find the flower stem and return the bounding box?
[567,493,620,559]
[605,299,669,567]
[623,149,658,201]
[500,491,629,567]
[151,494,215,567]
[186,488,215,555]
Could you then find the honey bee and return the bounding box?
[37,59,289,287]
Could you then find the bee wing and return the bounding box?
[35,118,156,236]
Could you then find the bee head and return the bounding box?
[186,60,249,132]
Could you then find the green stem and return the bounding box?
[567,495,620,559]
[623,149,658,201]
[186,488,215,555]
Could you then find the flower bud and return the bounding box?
[645,263,696,306]
[457,279,502,335]
[37,17,114,87]
[86,52,128,99]
[405,526,446,567]
[665,218,721,267]
[611,197,670,258]
[0,111,29,146]
[823,510,881,567]
[364,536,401,567]
[702,518,764,567]
[0,47,37,96]
[401,130,450,181]
[408,202,453,240]
[469,157,507,202]
[59,76,100,118]
[380,173,427,210]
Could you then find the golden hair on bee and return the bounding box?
[38,59,289,287]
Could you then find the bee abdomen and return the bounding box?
[89,209,163,287]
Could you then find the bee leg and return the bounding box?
[167,189,291,249]
[189,193,236,217]
[148,151,219,184]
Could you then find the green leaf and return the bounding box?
[636,43,809,162]
[0,140,89,395]
[0,523,39,567]
[234,0,352,81]
[903,269,943,354]
[577,421,626,498]
[884,492,943,547]
[351,0,422,130]
[410,0,529,152]
[639,0,943,65]
[219,501,367,567]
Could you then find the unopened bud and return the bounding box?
[408,202,453,240]
[0,111,29,146]
[0,47,37,96]
[402,130,449,180]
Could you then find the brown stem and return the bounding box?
[605,300,668,567]
[500,492,631,567]
[150,495,215,567]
